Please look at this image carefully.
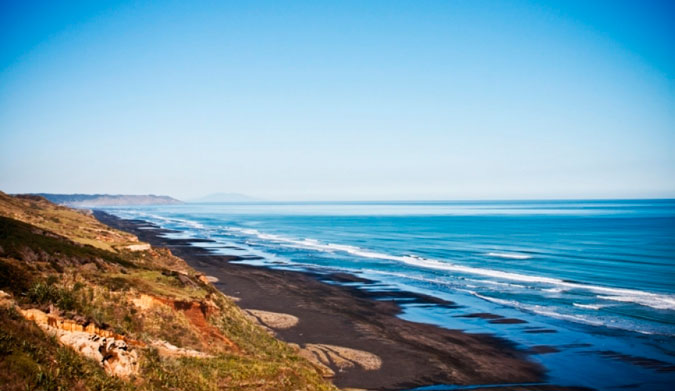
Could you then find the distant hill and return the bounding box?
[188,193,259,203]
[31,193,183,207]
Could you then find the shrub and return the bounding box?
[26,281,78,311]
[27,282,59,304]
[0,258,33,295]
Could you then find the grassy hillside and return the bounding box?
[0,191,335,391]
[0,193,138,252]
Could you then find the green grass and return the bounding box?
[105,270,208,300]
[141,349,333,391]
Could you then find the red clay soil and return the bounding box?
[155,297,240,352]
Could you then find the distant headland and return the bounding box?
[28,193,183,207]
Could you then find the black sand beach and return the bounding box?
[95,211,590,391]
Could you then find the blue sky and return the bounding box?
[1,0,673,200]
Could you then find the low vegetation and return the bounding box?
[0,191,335,390]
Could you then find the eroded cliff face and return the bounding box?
[16,301,217,379]
[15,304,140,379]
[132,293,240,352]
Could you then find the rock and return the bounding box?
[19,308,141,378]
[125,243,151,252]
[198,274,219,284]
[300,343,382,376]
[0,290,13,307]
[58,331,139,378]
[151,339,212,358]
[22,308,51,324]
[245,309,299,330]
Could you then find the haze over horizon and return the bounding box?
[1,1,674,201]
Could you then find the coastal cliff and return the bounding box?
[0,191,335,391]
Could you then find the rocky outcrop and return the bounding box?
[19,305,217,378]
[151,339,212,358]
[125,243,151,251]
[197,274,219,284]
[59,332,139,378]
[21,308,142,345]
[20,308,141,378]
[5,293,141,378]
[245,309,299,330]
[296,344,382,378]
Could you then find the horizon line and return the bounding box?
[183,197,675,203]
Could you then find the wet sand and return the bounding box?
[95,211,590,391]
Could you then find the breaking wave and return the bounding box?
[223,227,675,311]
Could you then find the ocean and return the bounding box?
[101,200,675,390]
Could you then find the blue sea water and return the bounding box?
[101,200,675,390]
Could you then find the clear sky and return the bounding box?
[1,0,673,201]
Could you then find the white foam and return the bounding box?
[223,227,675,311]
[472,293,605,327]
[134,213,206,230]
[469,279,527,290]
[542,287,566,293]
[529,307,606,327]
[487,252,533,260]
[573,303,608,310]
[176,218,205,230]
[597,295,675,310]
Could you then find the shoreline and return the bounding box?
[95,211,589,391]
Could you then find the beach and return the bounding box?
[94,210,596,391]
